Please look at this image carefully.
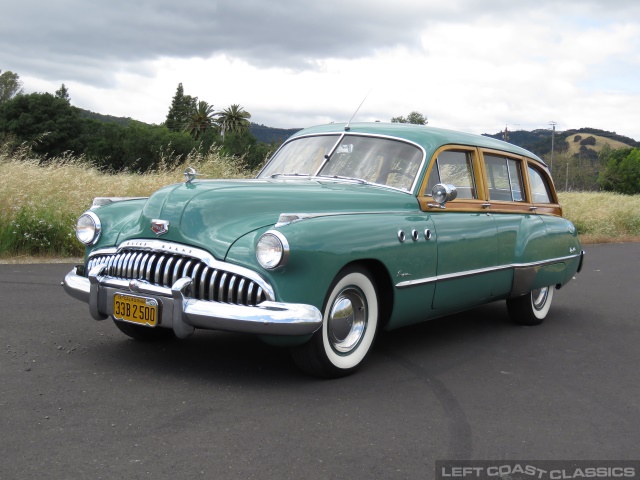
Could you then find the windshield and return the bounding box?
[258,134,424,191]
[259,135,340,177]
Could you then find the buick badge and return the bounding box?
[151,219,169,236]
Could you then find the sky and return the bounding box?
[1,0,639,140]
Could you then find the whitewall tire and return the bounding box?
[291,266,379,377]
[507,286,554,326]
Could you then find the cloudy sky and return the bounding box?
[2,0,639,139]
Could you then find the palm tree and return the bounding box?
[216,104,251,139]
[184,100,216,139]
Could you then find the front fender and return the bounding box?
[225,212,436,312]
[82,199,148,257]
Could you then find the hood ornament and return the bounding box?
[151,219,169,236]
[184,167,201,184]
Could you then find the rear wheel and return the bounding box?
[507,286,554,326]
[113,319,176,341]
[291,266,379,378]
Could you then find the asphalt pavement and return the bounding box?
[1,243,639,479]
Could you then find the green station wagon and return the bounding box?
[63,122,584,377]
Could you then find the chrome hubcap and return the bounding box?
[532,287,550,311]
[327,287,367,354]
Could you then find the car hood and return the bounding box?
[118,178,419,259]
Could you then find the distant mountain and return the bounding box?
[250,123,301,144]
[78,109,136,127]
[77,110,299,144]
[483,127,639,158]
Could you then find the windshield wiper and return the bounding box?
[270,173,311,178]
[315,174,368,185]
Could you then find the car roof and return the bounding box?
[291,122,546,166]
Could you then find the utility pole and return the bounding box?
[549,121,557,175]
[503,125,509,142]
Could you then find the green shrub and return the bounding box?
[0,205,81,256]
[598,148,640,195]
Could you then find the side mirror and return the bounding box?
[431,183,458,208]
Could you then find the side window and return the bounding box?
[528,166,552,204]
[508,159,524,201]
[428,150,477,199]
[484,154,525,202]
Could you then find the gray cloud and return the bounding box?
[1,0,433,84]
[1,0,638,85]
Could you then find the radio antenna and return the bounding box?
[345,89,372,131]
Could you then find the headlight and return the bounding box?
[256,230,290,270]
[75,212,101,245]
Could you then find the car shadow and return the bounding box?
[83,300,567,384]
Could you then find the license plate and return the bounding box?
[113,293,159,327]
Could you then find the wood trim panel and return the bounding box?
[418,145,562,217]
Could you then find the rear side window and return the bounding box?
[528,166,553,203]
[428,150,477,199]
[484,154,525,202]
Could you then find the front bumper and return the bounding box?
[63,265,323,339]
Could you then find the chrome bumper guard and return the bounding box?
[63,265,322,339]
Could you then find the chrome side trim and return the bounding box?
[88,239,275,301]
[274,210,422,228]
[395,253,583,288]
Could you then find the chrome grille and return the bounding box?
[86,250,269,306]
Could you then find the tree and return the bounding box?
[0,70,23,104]
[165,83,196,131]
[598,147,640,195]
[391,111,427,125]
[84,121,197,172]
[184,100,216,139]
[217,104,251,138]
[0,92,86,157]
[55,83,70,102]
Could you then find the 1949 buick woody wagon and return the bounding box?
[63,122,584,377]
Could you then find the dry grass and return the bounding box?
[558,191,640,242]
[564,133,632,156]
[0,144,252,216]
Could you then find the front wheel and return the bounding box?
[291,266,379,378]
[506,286,554,326]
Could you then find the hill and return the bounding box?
[249,123,300,144]
[79,109,135,126]
[564,133,631,156]
[483,127,639,158]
